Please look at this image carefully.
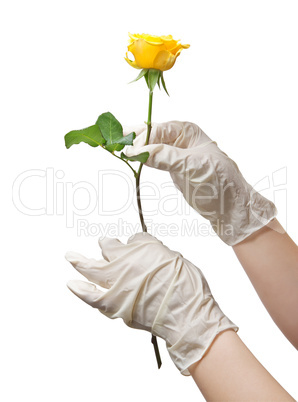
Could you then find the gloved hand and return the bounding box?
[124,121,277,246]
[66,232,238,375]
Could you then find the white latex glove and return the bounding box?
[123,121,277,246]
[66,232,238,375]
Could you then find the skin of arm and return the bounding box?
[232,218,298,349]
[188,219,298,400]
[188,329,295,402]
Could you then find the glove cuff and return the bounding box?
[167,303,238,376]
[212,188,277,246]
[152,282,238,376]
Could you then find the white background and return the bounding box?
[1,0,298,400]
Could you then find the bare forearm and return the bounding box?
[233,219,298,348]
[188,330,295,401]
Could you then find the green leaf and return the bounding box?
[96,112,134,152]
[121,151,149,163]
[64,125,106,149]
[161,72,170,96]
[116,131,136,146]
[129,68,148,84]
[147,69,161,92]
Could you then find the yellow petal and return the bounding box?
[128,32,139,41]
[129,38,166,69]
[153,50,177,71]
[159,36,179,51]
[139,33,164,45]
[126,33,190,70]
[168,42,190,55]
[163,40,178,51]
[160,35,174,42]
[124,55,142,69]
[143,38,164,46]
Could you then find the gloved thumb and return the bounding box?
[125,142,187,172]
[67,280,105,308]
[123,124,146,137]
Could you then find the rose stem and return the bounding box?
[135,88,162,369]
[135,89,153,231]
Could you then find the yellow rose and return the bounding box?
[125,33,190,71]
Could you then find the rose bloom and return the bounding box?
[125,33,190,71]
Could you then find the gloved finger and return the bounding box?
[149,121,185,145]
[127,232,161,245]
[123,122,184,145]
[65,251,112,289]
[128,129,147,148]
[126,143,188,171]
[124,122,184,154]
[67,280,107,310]
[98,237,128,262]
[122,134,147,160]
[122,122,185,163]
[151,122,214,147]
[123,124,146,137]
[128,232,183,264]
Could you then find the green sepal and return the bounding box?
[64,124,106,149]
[129,67,169,96]
[121,151,149,163]
[129,68,148,84]
[96,112,135,152]
[157,73,161,90]
[144,71,149,88]
[161,72,169,96]
[147,69,160,92]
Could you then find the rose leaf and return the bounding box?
[96,112,136,152]
[64,125,106,149]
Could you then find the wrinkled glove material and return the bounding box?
[124,121,277,245]
[66,233,238,375]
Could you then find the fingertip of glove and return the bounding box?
[67,279,79,293]
[67,279,95,294]
[65,251,81,263]
[97,237,109,249]
[127,232,159,244]
[98,236,121,249]
[65,251,73,262]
